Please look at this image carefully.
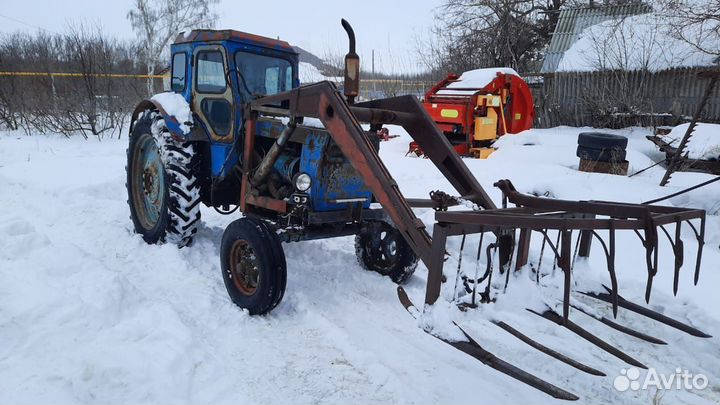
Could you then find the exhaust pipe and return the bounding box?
[341,19,359,104]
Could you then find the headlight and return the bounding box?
[293,172,312,192]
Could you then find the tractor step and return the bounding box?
[398,287,579,401]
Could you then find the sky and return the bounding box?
[0,0,438,74]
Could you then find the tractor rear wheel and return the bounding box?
[355,221,418,284]
[126,110,201,247]
[221,217,287,315]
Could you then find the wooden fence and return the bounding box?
[527,67,720,129]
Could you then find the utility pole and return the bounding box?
[372,49,376,96]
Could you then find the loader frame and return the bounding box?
[245,79,709,400]
[250,82,705,310]
[248,80,706,314]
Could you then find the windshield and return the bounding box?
[235,51,293,96]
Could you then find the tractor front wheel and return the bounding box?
[355,221,418,284]
[221,218,287,315]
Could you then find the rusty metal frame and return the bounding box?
[426,179,706,325]
[243,80,706,329]
[246,82,497,263]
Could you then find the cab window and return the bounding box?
[171,53,186,92]
[196,51,226,93]
[235,51,293,96]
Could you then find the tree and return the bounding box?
[419,0,571,77]
[0,26,145,138]
[127,0,218,95]
[660,0,720,59]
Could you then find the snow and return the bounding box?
[558,13,717,72]
[299,62,340,84]
[150,92,193,134]
[436,67,519,96]
[1,125,719,404]
[665,123,720,161]
[280,115,325,129]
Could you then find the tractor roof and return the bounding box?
[174,29,297,54]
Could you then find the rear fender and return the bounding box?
[129,99,208,141]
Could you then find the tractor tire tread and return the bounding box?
[221,217,287,315]
[127,109,202,248]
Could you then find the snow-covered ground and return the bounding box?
[1,125,719,404]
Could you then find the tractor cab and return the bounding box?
[163,29,375,225]
[169,29,299,151]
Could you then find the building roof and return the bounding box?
[541,3,652,73]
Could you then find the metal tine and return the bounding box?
[481,242,498,303]
[398,287,580,401]
[503,231,517,292]
[571,231,582,270]
[695,217,705,285]
[638,224,660,304]
[528,307,648,369]
[453,232,467,301]
[668,219,685,296]
[492,320,607,376]
[660,225,682,296]
[561,231,573,323]
[684,218,705,285]
[581,288,712,338]
[552,230,561,276]
[673,220,684,295]
[570,304,668,345]
[536,229,547,284]
[454,322,580,401]
[471,229,485,306]
[535,229,569,320]
[591,227,619,317]
[536,230,562,267]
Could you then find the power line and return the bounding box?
[0,12,61,35]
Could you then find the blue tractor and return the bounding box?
[126,21,419,315]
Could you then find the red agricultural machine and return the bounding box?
[409,68,535,158]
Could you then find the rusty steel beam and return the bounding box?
[357,96,497,210]
[251,103,426,126]
[249,83,706,315]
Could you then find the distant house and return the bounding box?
[542,3,717,73]
[531,2,720,128]
[541,3,652,73]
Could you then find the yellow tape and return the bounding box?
[0,71,168,78]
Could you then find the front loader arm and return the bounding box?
[356,96,496,210]
[250,82,438,265]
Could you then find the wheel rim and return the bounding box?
[132,134,166,230]
[229,239,260,296]
[366,229,400,271]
